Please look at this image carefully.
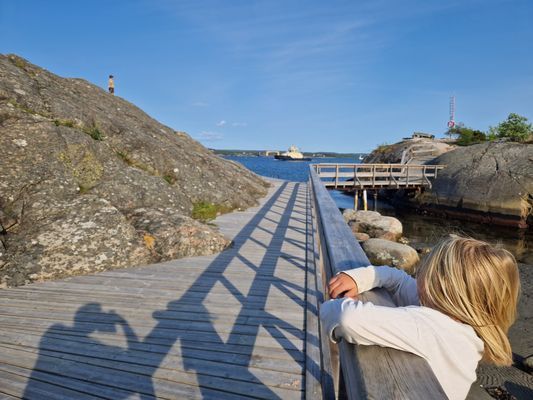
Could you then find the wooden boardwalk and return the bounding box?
[0,180,314,399]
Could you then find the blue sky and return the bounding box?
[1,0,532,152]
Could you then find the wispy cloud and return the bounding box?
[216,120,227,127]
[232,122,247,127]
[196,131,223,141]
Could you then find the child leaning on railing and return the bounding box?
[320,236,520,400]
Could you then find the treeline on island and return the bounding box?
[448,113,533,146]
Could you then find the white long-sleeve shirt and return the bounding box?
[320,265,484,400]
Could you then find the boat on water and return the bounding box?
[274,145,312,161]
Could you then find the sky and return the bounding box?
[1,0,532,152]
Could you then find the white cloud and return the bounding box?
[216,120,227,126]
[196,131,223,141]
[232,122,247,127]
[192,101,209,107]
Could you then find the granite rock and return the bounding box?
[362,238,420,272]
[343,209,403,241]
[0,55,269,286]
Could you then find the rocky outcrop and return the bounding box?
[415,142,533,228]
[0,55,269,287]
[362,239,420,272]
[364,138,454,164]
[343,210,403,241]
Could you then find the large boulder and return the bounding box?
[2,196,152,287]
[129,208,230,260]
[343,209,403,241]
[0,54,269,286]
[362,238,420,273]
[416,142,533,227]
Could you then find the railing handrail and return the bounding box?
[308,165,447,399]
[312,163,446,168]
[312,163,445,190]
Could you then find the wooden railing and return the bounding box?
[313,163,446,189]
[308,166,447,399]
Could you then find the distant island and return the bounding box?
[211,148,364,158]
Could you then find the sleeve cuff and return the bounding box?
[340,265,377,293]
[319,299,344,343]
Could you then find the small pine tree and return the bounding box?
[489,113,533,142]
[447,126,487,146]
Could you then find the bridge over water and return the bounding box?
[0,167,494,400]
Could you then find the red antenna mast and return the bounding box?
[447,96,456,129]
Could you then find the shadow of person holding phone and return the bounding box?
[23,302,155,399]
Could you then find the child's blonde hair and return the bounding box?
[417,236,520,366]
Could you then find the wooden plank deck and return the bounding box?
[0,180,315,399]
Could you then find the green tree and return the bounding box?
[447,126,487,146]
[489,113,533,142]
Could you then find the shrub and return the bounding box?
[163,174,176,185]
[84,125,104,141]
[54,119,75,128]
[448,126,487,146]
[375,143,390,153]
[191,202,234,221]
[489,113,533,142]
[192,202,218,221]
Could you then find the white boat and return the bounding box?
[274,145,312,161]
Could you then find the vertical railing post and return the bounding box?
[335,164,339,189]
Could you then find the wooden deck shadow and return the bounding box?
[22,181,311,399]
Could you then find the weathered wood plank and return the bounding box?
[0,329,303,374]
[0,307,304,340]
[0,297,305,328]
[0,324,304,363]
[0,296,305,326]
[305,186,327,400]
[0,315,304,352]
[0,363,123,400]
[0,345,253,400]
[0,342,304,394]
[6,285,306,309]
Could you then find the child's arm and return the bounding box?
[320,297,423,357]
[334,265,419,306]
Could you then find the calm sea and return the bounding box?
[225,155,533,264]
[224,155,362,183]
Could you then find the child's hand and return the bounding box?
[328,273,359,299]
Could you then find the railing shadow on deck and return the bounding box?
[22,181,319,399]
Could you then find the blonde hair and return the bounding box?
[417,236,520,366]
